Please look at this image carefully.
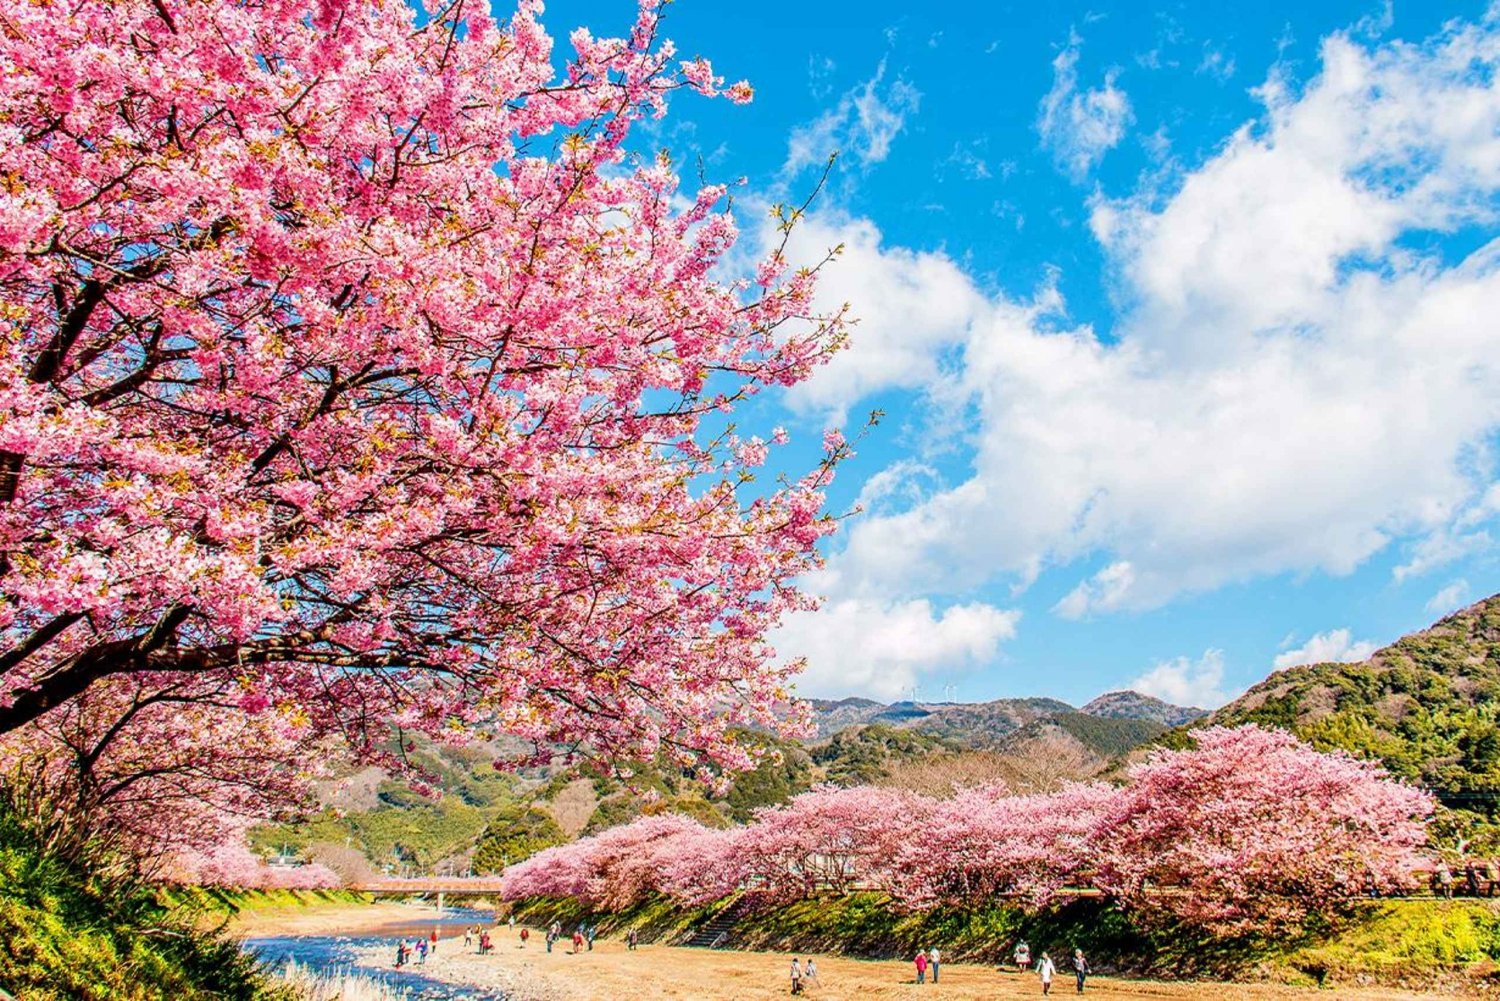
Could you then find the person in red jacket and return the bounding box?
[914,948,929,984]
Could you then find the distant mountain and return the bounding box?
[804,696,882,730]
[807,696,1069,745]
[904,697,1075,748]
[1198,594,1500,812]
[808,691,1199,751]
[1082,690,1207,728]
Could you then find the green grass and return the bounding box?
[0,804,298,1001]
[161,886,373,918]
[1270,900,1500,989]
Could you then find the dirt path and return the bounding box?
[355,930,1463,1001]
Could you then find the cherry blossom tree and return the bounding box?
[167,824,338,890]
[0,0,848,797]
[498,811,717,908]
[0,672,327,861]
[708,785,916,901]
[654,822,745,905]
[887,782,1115,909]
[1094,725,1433,935]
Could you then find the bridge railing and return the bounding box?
[349,877,508,894]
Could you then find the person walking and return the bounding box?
[429,928,439,955]
[929,945,941,983]
[463,925,473,950]
[805,957,820,986]
[627,928,639,951]
[1014,939,1031,973]
[572,928,584,953]
[1073,949,1090,993]
[508,914,516,932]
[915,948,929,984]
[586,924,596,951]
[790,957,803,995]
[415,937,428,966]
[479,929,492,955]
[520,926,530,946]
[545,927,553,953]
[1038,952,1055,995]
[395,939,407,968]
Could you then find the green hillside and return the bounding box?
[1199,594,1500,839]
[1047,712,1170,758]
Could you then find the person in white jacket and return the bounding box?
[1038,952,1056,995]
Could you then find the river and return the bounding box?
[244,906,508,1001]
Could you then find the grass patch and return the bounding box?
[0,804,293,1001]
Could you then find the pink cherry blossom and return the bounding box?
[1094,725,1433,934]
[0,0,847,796]
[499,726,1433,937]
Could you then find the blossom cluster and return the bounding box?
[500,726,1434,936]
[0,0,848,785]
[166,833,338,890]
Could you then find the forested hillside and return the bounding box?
[1199,595,1500,842]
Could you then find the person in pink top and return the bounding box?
[915,948,929,984]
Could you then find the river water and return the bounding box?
[244,906,508,1001]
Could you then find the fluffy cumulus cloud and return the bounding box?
[785,59,921,176]
[1038,31,1134,179]
[823,14,1500,615]
[1130,649,1232,708]
[774,595,1020,701]
[1272,629,1379,670]
[776,213,986,420]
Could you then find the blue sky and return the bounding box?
[538,0,1500,708]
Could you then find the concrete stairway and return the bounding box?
[683,893,759,948]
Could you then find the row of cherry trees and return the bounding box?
[166,828,339,890]
[0,0,848,869]
[500,726,1434,936]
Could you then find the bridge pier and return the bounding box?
[437,891,444,914]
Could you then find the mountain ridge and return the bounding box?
[808,690,1207,747]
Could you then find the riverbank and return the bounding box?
[347,930,1476,1000]
[0,803,287,1001]
[227,899,468,938]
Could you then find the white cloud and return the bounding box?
[947,140,992,180]
[775,212,986,421]
[785,59,921,176]
[1038,32,1134,179]
[1272,628,1379,670]
[776,596,1020,701]
[1197,44,1236,81]
[1131,649,1233,708]
[1426,578,1472,615]
[820,14,1500,614]
[1053,561,1135,619]
[1394,529,1492,582]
